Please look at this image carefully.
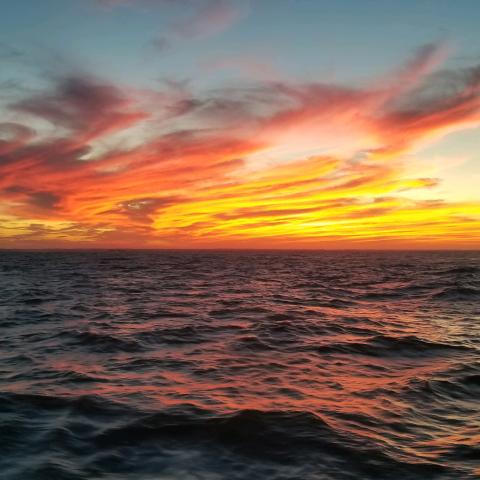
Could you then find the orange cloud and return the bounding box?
[1,44,479,249]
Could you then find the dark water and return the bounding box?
[1,251,479,480]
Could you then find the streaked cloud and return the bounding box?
[0,42,479,248]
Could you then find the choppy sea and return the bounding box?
[1,250,479,479]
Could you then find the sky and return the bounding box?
[0,0,479,249]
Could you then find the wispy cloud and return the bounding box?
[152,0,247,51]
[172,0,246,39]
[11,75,148,143]
[1,42,479,248]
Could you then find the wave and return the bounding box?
[233,334,274,351]
[62,329,143,353]
[440,265,479,275]
[0,392,131,417]
[0,392,450,479]
[316,334,471,357]
[359,282,436,301]
[431,284,480,301]
[403,362,480,404]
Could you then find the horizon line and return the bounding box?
[1,247,479,252]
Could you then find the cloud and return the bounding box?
[1,42,479,248]
[100,196,183,223]
[27,191,61,210]
[11,75,148,143]
[0,122,36,155]
[151,36,171,52]
[151,0,247,50]
[0,42,24,61]
[1,185,62,218]
[375,64,480,154]
[172,0,245,40]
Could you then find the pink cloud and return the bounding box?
[172,0,245,39]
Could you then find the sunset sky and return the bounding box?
[1,0,479,249]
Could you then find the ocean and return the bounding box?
[0,250,479,479]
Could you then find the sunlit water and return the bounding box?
[1,251,479,480]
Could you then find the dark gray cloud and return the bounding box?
[28,191,61,210]
[10,75,146,140]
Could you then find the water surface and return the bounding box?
[1,251,479,479]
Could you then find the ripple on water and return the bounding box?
[0,250,479,480]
